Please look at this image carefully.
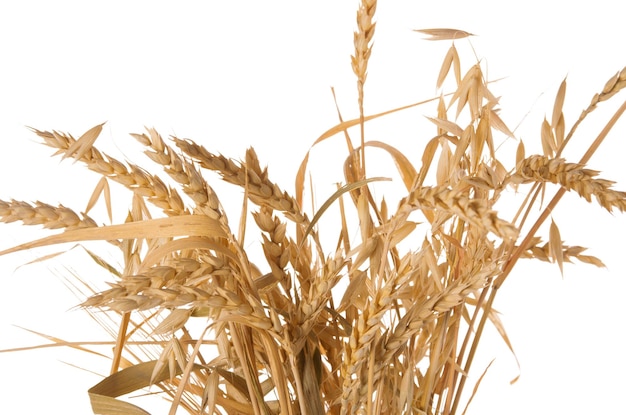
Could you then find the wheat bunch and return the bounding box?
[2,3,626,415]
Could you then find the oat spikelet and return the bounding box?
[588,66,626,111]
[558,66,626,156]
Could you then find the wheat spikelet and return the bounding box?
[0,200,97,230]
[405,185,519,239]
[131,129,227,224]
[173,138,308,224]
[32,127,188,216]
[519,236,605,267]
[352,0,377,99]
[512,155,626,212]
[339,238,413,414]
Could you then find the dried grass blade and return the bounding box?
[300,177,390,244]
[0,215,226,257]
[81,245,122,278]
[10,325,107,357]
[485,308,520,380]
[88,360,202,414]
[296,97,440,205]
[139,236,236,272]
[88,394,151,415]
[460,359,494,415]
[364,140,418,191]
[414,28,474,41]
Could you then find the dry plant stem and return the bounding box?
[111,312,131,374]
[451,98,626,414]
[169,325,211,415]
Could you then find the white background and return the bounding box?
[1,1,625,414]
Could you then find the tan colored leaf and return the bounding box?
[414,28,474,41]
[300,177,390,244]
[364,140,418,192]
[295,97,440,206]
[140,236,236,272]
[88,394,151,415]
[88,360,202,415]
[0,214,226,257]
[461,359,495,415]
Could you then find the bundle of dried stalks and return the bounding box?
[2,1,626,414]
